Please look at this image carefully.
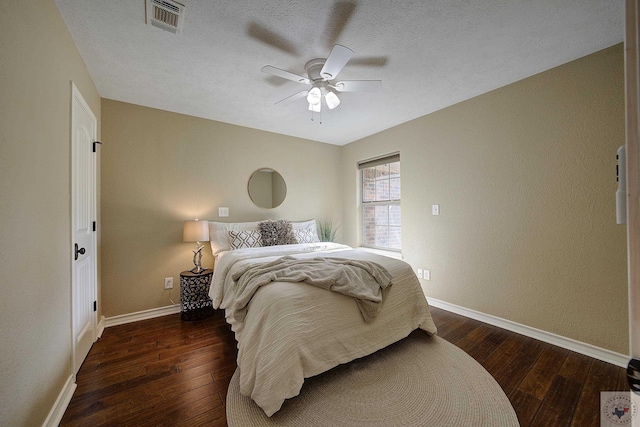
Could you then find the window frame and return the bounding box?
[359,154,401,252]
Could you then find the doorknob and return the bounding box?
[74,243,86,261]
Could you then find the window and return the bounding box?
[360,154,400,251]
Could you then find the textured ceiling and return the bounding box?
[54,0,623,145]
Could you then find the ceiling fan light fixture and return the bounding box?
[307,87,322,105]
[325,91,340,109]
[262,44,382,117]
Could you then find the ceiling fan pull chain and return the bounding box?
[310,111,323,124]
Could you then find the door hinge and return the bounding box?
[93,301,97,312]
[93,221,96,232]
[93,141,102,152]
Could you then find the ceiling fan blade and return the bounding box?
[274,91,308,106]
[261,66,311,85]
[320,44,354,80]
[333,80,382,92]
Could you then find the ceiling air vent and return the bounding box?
[146,0,185,34]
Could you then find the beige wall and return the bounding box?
[341,44,628,354]
[101,100,342,317]
[0,1,101,425]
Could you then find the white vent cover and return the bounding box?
[145,0,185,34]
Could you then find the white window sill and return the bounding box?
[359,247,402,260]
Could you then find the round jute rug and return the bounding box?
[227,331,519,426]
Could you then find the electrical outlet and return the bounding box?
[417,269,423,279]
[218,207,229,217]
[424,270,431,281]
[164,277,173,289]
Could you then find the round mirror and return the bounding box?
[248,168,287,209]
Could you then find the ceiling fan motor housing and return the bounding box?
[305,58,328,81]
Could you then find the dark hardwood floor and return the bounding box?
[60,306,630,426]
[60,311,238,427]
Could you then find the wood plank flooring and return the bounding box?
[432,308,630,426]
[61,306,630,426]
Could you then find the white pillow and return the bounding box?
[209,221,260,254]
[208,219,319,254]
[293,228,315,243]
[229,230,263,250]
[291,219,320,242]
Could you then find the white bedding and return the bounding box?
[210,242,438,416]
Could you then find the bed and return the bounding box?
[208,219,437,416]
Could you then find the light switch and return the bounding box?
[432,204,440,215]
[218,207,229,217]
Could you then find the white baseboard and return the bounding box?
[427,297,629,368]
[104,304,181,328]
[97,315,105,338]
[42,374,76,427]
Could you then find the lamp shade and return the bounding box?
[308,102,321,113]
[325,91,340,109]
[183,220,209,242]
[306,86,321,105]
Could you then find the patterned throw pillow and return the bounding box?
[259,220,298,246]
[293,228,315,243]
[228,230,263,250]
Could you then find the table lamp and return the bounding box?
[183,219,209,273]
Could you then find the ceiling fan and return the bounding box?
[261,44,382,113]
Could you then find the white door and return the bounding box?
[71,83,98,374]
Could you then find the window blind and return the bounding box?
[357,153,400,170]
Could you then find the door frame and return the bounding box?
[625,0,639,361]
[70,82,98,375]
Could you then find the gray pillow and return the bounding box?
[259,219,298,246]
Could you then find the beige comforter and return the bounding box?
[231,256,392,322]
[210,243,437,416]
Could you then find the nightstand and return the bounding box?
[179,269,214,321]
